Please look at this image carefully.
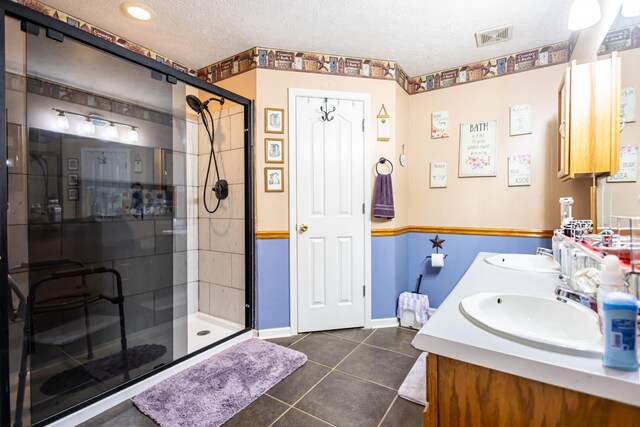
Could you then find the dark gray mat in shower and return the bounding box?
[40,344,166,395]
[133,338,307,427]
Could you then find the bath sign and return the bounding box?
[607,146,637,183]
[430,161,448,188]
[508,155,531,187]
[431,111,449,139]
[459,120,497,177]
[509,104,532,136]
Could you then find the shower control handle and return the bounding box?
[299,224,308,233]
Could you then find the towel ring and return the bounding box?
[376,157,393,175]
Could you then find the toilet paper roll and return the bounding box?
[431,253,445,267]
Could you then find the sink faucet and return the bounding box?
[536,247,553,257]
[554,286,598,312]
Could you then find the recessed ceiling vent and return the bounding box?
[475,24,513,47]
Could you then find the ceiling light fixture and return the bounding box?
[568,0,602,30]
[55,110,69,131]
[52,108,141,141]
[120,2,154,21]
[129,126,139,142]
[622,0,640,17]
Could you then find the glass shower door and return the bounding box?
[5,15,189,425]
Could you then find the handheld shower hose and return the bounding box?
[186,94,228,213]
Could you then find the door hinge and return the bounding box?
[363,285,366,297]
[362,119,365,132]
[362,203,365,214]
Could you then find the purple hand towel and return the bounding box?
[373,173,395,219]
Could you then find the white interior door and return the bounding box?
[295,96,366,332]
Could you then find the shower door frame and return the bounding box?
[0,2,255,426]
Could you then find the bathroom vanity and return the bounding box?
[412,252,640,426]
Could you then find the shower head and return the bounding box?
[186,95,204,114]
[185,95,225,115]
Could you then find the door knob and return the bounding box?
[299,224,308,233]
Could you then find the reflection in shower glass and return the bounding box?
[5,16,190,425]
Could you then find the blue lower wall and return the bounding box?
[255,233,550,329]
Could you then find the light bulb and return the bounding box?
[55,111,69,130]
[129,126,139,142]
[82,117,95,134]
[622,0,640,17]
[107,123,119,138]
[568,0,601,31]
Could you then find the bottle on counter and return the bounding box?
[597,255,626,333]
[46,198,61,223]
[602,292,638,371]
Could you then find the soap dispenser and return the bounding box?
[597,255,626,333]
[602,292,638,371]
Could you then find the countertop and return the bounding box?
[412,252,640,407]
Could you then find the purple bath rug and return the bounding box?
[133,338,307,427]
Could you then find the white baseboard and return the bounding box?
[257,327,292,339]
[371,318,399,328]
[48,331,254,427]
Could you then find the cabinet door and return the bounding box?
[568,61,594,178]
[594,52,621,176]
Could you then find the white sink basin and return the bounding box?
[484,254,560,274]
[460,292,602,357]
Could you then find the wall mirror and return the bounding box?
[596,12,640,230]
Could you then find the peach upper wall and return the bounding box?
[217,60,594,232]
[255,69,407,231]
[408,63,590,230]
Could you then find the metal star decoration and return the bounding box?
[429,235,445,251]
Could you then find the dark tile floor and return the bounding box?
[80,327,424,427]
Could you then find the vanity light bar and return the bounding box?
[52,108,140,139]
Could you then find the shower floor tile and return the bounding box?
[79,327,424,427]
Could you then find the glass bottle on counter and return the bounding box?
[46,198,61,223]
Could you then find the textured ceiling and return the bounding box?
[38,0,575,76]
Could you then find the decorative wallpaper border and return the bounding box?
[9,73,174,127]
[14,0,640,98]
[598,23,640,55]
[196,47,410,93]
[408,41,570,95]
[15,0,197,76]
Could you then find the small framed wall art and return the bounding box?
[377,104,390,141]
[508,154,531,186]
[509,104,532,136]
[67,158,79,171]
[265,108,284,134]
[68,174,78,186]
[265,167,284,192]
[265,138,284,163]
[431,111,449,139]
[68,187,79,201]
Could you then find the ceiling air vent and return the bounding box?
[475,24,513,47]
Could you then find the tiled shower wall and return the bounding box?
[196,103,246,325]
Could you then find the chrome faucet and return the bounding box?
[554,286,598,312]
[536,247,553,257]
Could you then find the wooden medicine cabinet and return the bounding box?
[557,52,621,180]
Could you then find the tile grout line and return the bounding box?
[277,336,370,425]
[359,340,421,359]
[377,395,399,427]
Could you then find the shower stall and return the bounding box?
[0,3,254,426]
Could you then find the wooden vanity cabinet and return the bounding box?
[557,53,621,180]
[423,353,640,427]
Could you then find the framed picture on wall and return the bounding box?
[265,167,284,192]
[67,158,79,171]
[68,174,78,186]
[265,138,284,163]
[265,108,284,134]
[68,188,79,201]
